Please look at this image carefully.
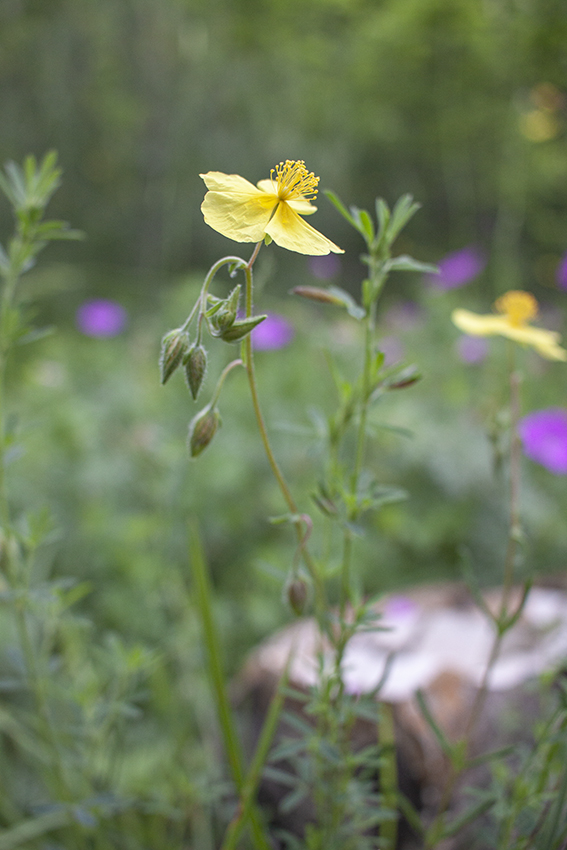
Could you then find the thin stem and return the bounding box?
[351,299,377,494]
[209,358,243,407]
[241,249,327,619]
[339,297,377,616]
[199,255,247,317]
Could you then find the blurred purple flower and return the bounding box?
[384,595,419,620]
[308,253,342,280]
[384,300,423,331]
[430,246,486,290]
[556,253,567,291]
[252,313,294,350]
[518,408,567,474]
[456,335,489,364]
[76,299,128,337]
[379,335,404,365]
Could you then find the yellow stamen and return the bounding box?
[271,160,319,202]
[494,290,538,327]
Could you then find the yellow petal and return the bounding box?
[452,309,567,361]
[264,201,343,256]
[506,326,567,360]
[201,171,262,194]
[200,172,278,243]
[287,198,318,215]
[452,309,510,337]
[256,178,276,194]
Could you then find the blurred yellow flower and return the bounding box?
[452,290,567,361]
[200,160,343,256]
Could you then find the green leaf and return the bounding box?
[398,794,425,836]
[2,161,26,207]
[17,326,56,345]
[375,197,390,238]
[0,809,71,850]
[216,313,267,342]
[384,255,438,274]
[324,189,356,227]
[441,796,496,838]
[415,689,455,759]
[327,285,366,320]
[386,194,421,244]
[34,221,84,241]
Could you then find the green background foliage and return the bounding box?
[1,1,567,844]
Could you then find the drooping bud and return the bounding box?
[188,405,220,457]
[292,286,365,319]
[292,285,344,305]
[218,314,267,343]
[285,575,310,616]
[184,344,208,400]
[160,328,190,385]
[211,284,241,334]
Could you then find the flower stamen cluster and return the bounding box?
[494,290,538,327]
[271,160,319,202]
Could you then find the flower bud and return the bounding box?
[218,314,267,343]
[188,405,220,457]
[212,285,241,333]
[285,575,310,616]
[184,344,208,400]
[160,328,190,385]
[291,286,344,305]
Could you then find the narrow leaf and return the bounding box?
[324,189,356,227]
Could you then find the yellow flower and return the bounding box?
[200,160,343,256]
[452,290,567,361]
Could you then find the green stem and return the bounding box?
[209,358,244,408]
[351,299,377,494]
[241,250,327,622]
[339,298,378,616]
[199,255,248,317]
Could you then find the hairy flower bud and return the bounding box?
[218,314,267,343]
[160,328,190,385]
[285,575,310,616]
[211,285,241,334]
[188,405,220,457]
[184,344,208,400]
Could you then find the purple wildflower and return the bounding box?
[76,299,128,337]
[456,335,489,364]
[429,246,486,290]
[556,254,567,291]
[251,313,294,350]
[518,408,567,474]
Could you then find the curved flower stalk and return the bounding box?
[200,160,343,255]
[452,290,567,361]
